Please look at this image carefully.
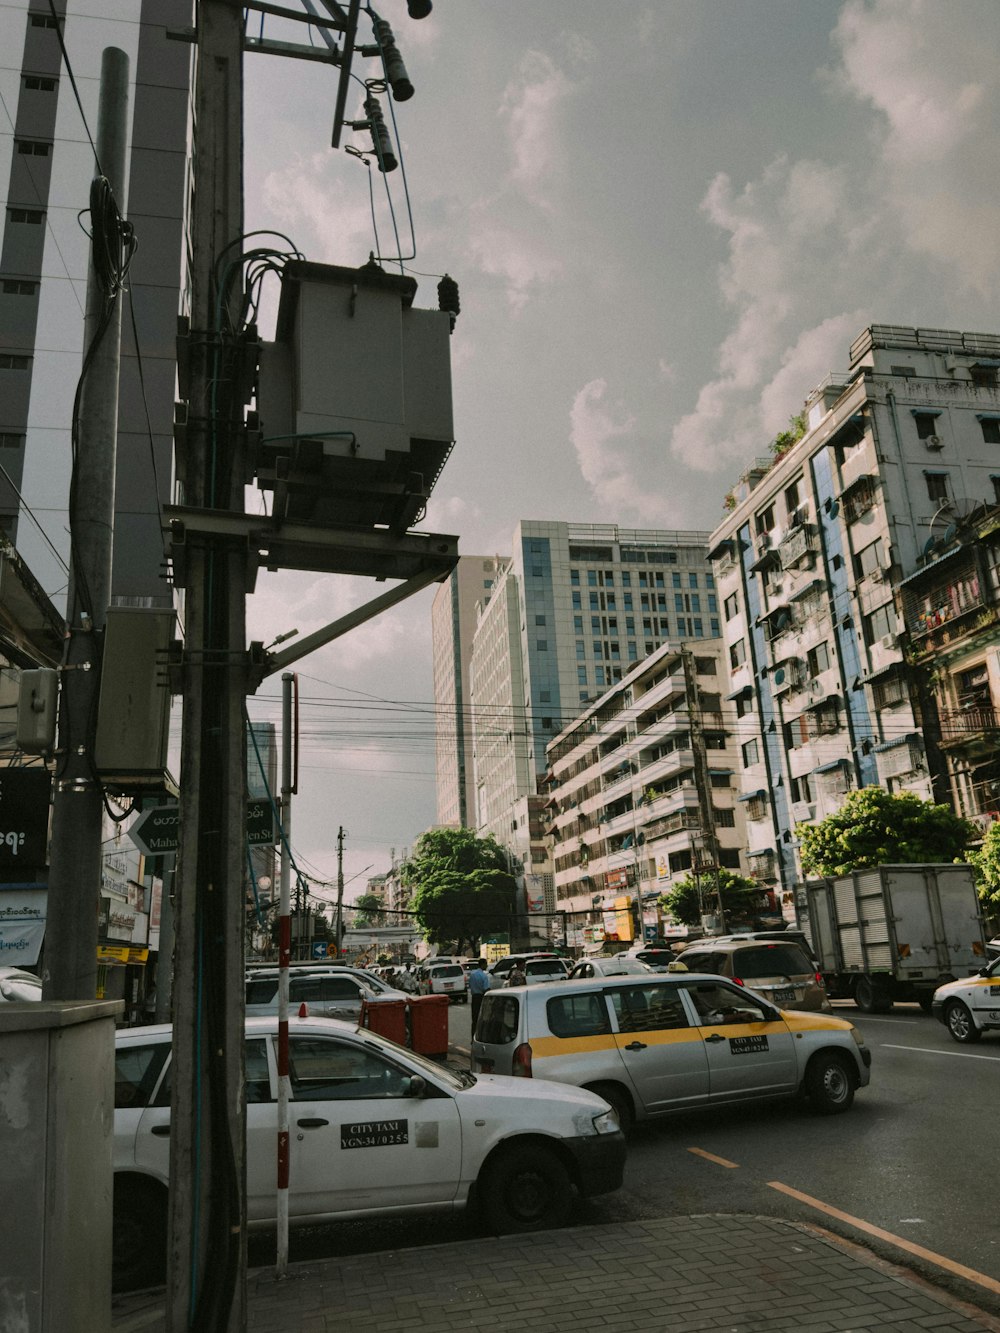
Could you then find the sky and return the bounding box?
[236,0,1000,905]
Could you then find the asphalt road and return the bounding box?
[250,999,1000,1318]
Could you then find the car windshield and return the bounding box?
[525,961,565,977]
[431,965,463,978]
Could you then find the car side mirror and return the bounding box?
[407,1075,426,1098]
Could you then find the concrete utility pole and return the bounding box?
[167,3,248,1328]
[44,47,130,1002]
[335,825,346,952]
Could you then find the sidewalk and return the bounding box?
[112,1213,1000,1333]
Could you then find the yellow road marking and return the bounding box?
[688,1147,739,1169]
[768,1181,1000,1296]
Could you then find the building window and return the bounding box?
[16,140,50,156]
[572,591,581,609]
[595,666,606,687]
[587,570,598,586]
[913,412,940,441]
[854,538,885,580]
[531,566,542,577]
[0,354,30,370]
[627,642,638,661]
[621,572,631,586]
[924,471,950,503]
[539,690,551,703]
[755,503,775,535]
[8,209,44,224]
[536,640,548,651]
[710,772,730,788]
[541,717,553,729]
[742,738,760,767]
[693,619,703,636]
[706,573,715,589]
[730,638,746,669]
[724,592,739,621]
[991,475,1000,505]
[30,13,61,27]
[806,641,830,675]
[654,573,665,588]
[0,433,25,449]
[971,364,999,388]
[573,615,583,632]
[589,592,599,610]
[689,573,699,589]
[570,569,580,585]
[23,76,57,92]
[535,614,546,626]
[577,666,587,685]
[623,592,633,610]
[865,602,896,644]
[576,640,585,659]
[981,418,1000,445]
[707,594,717,614]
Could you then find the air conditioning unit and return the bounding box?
[879,633,897,651]
[790,801,814,822]
[754,531,771,558]
[868,567,886,584]
[925,435,944,450]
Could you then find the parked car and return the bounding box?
[673,938,830,1012]
[931,953,1000,1043]
[420,962,468,1003]
[621,948,677,972]
[568,958,652,980]
[246,966,406,1020]
[0,966,42,1002]
[112,1016,626,1288]
[472,974,870,1133]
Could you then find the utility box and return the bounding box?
[256,259,454,533]
[0,1000,123,1331]
[94,607,175,792]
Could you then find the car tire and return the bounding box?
[805,1052,855,1115]
[916,993,934,1014]
[480,1144,573,1234]
[854,976,892,1014]
[584,1082,634,1137]
[113,1177,167,1291]
[945,1000,981,1044]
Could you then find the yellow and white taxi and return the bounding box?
[472,973,871,1133]
[931,954,1000,1043]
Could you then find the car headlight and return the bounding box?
[850,1027,865,1048]
[592,1109,620,1135]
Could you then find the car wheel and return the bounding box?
[854,976,892,1013]
[945,1000,981,1044]
[113,1177,167,1291]
[480,1144,572,1234]
[805,1052,855,1115]
[584,1082,634,1137]
[916,993,934,1014]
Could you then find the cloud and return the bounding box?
[261,153,376,265]
[570,379,678,524]
[832,0,1000,293]
[499,50,572,203]
[465,216,563,311]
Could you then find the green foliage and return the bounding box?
[402,827,517,950]
[968,822,1000,910]
[659,868,763,927]
[798,787,975,879]
[353,892,385,927]
[769,412,807,460]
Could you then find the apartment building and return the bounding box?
[431,555,503,828]
[1,0,190,607]
[709,324,1000,902]
[545,641,747,944]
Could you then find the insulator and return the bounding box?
[364,94,397,173]
[407,0,432,18]
[374,19,414,101]
[438,273,460,317]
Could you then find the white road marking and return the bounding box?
[882,1043,1000,1062]
[852,1016,920,1024]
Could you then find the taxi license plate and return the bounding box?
[773,988,795,1002]
[443,983,454,989]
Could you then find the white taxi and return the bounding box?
[931,954,1000,1043]
[112,1016,625,1289]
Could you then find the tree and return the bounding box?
[403,828,518,952]
[798,788,975,879]
[968,821,1000,919]
[352,892,386,928]
[659,868,764,928]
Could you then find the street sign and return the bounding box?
[128,799,276,857]
[311,941,328,959]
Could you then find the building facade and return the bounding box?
[431,555,502,828]
[709,324,1000,905]
[545,641,748,946]
[0,0,190,607]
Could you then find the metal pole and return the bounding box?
[43,47,129,1002]
[335,826,345,955]
[168,3,247,1328]
[275,673,294,1276]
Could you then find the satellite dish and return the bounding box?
[941,522,958,545]
[773,667,786,685]
[827,499,840,518]
[922,537,938,559]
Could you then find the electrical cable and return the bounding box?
[46,0,102,174]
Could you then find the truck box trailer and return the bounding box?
[801,864,986,1013]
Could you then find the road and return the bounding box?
[250,999,1000,1318]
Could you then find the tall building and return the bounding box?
[546,640,749,946]
[468,521,716,891]
[0,0,190,607]
[709,324,1000,909]
[431,555,502,827]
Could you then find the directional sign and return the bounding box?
[128,799,276,858]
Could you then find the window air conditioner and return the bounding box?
[925,435,944,450]
[879,633,897,651]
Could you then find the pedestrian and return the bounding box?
[468,958,491,1031]
[505,961,527,987]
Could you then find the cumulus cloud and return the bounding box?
[832,0,1000,292]
[261,153,375,264]
[499,50,572,203]
[465,216,563,311]
[570,379,679,524]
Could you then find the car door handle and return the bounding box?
[623,1041,647,1051]
[704,1033,726,1044]
[150,1124,171,1136]
[296,1117,329,1129]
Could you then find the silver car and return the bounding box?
[246,966,406,1020]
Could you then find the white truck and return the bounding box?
[801,864,987,1013]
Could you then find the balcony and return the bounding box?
[938,705,1000,753]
